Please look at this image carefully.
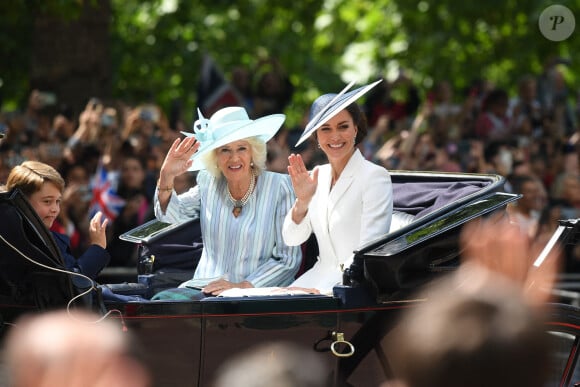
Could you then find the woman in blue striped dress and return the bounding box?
[152,107,301,299]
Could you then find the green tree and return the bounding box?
[1,0,579,127]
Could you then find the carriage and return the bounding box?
[2,171,580,386]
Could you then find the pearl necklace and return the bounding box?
[227,170,256,217]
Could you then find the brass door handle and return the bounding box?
[330,331,355,358]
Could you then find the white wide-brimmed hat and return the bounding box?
[295,79,382,147]
[182,107,285,171]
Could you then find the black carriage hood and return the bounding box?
[344,172,519,303]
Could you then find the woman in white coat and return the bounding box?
[283,80,393,294]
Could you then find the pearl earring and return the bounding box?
[317,143,321,149]
[250,161,254,167]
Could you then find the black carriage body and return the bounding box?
[106,171,521,386]
[3,171,580,386]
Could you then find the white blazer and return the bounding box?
[283,149,393,294]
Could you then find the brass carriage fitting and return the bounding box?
[331,331,355,358]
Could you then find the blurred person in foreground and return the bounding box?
[212,341,328,387]
[384,215,560,387]
[4,310,150,387]
[283,80,393,294]
[152,106,301,299]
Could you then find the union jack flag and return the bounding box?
[89,163,125,221]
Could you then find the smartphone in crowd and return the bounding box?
[0,123,7,139]
[139,106,159,122]
[37,91,57,107]
[101,114,116,127]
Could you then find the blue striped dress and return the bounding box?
[154,170,301,287]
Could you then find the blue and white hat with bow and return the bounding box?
[182,107,285,171]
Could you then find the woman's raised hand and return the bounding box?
[159,137,200,179]
[287,153,318,204]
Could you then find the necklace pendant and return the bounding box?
[227,170,256,218]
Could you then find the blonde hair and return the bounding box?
[202,136,267,178]
[6,161,65,197]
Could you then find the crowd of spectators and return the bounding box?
[0,56,578,270]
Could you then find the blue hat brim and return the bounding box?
[295,79,382,147]
[181,113,285,171]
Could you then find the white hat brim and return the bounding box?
[182,113,285,171]
[295,79,383,147]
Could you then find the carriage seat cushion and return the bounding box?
[389,210,415,233]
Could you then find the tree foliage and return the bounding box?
[1,0,579,126]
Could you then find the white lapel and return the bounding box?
[317,150,363,261]
[327,149,362,215]
[316,165,332,236]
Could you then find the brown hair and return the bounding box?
[346,103,368,145]
[6,161,65,197]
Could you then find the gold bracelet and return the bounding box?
[157,179,173,192]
